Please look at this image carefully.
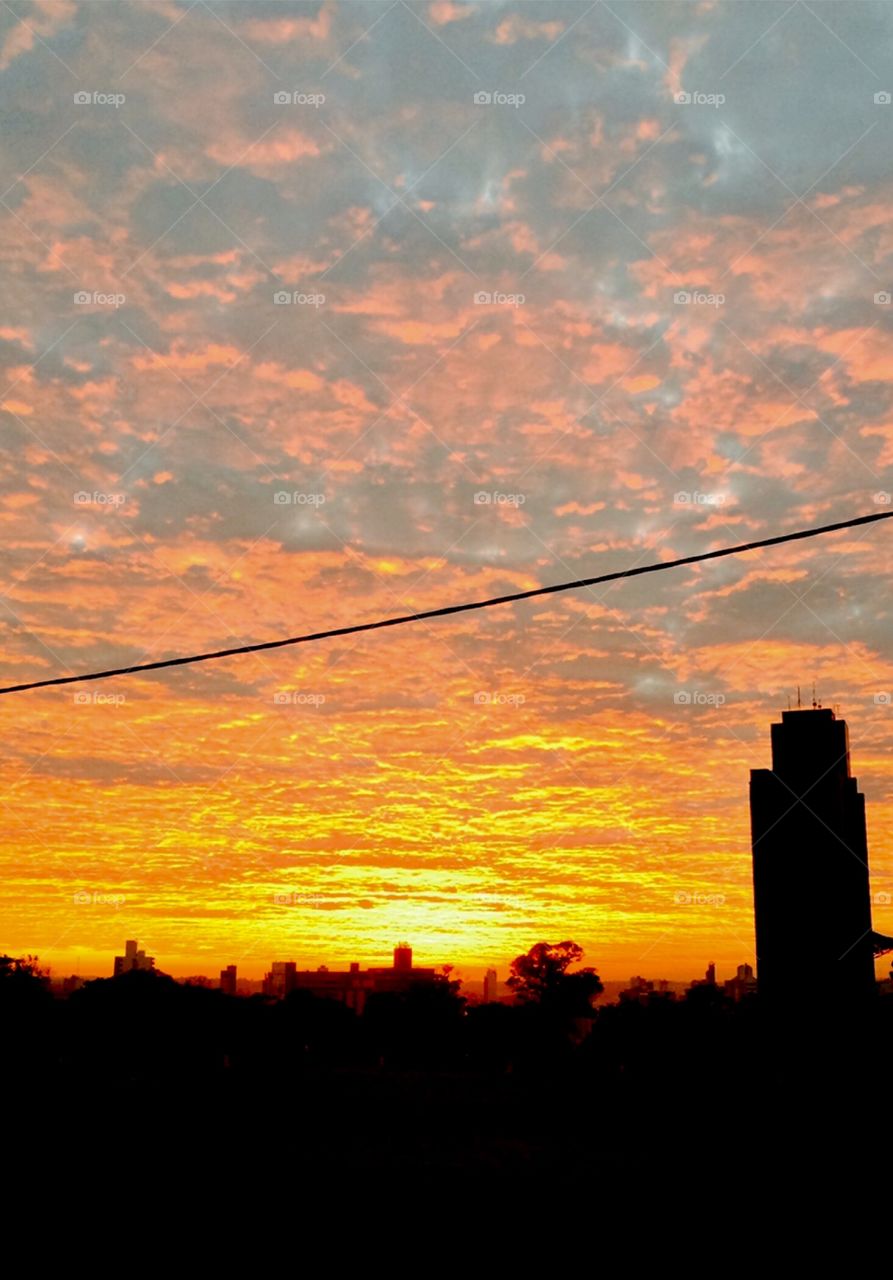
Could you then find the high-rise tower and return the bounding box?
[750,708,875,1001]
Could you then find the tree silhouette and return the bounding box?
[0,953,47,984]
[0,954,54,1083]
[507,941,603,1016]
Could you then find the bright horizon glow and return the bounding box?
[1,1,892,986]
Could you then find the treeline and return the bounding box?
[3,942,892,1088]
[4,946,892,1174]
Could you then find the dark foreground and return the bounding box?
[6,966,891,1179]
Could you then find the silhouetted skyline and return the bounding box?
[42,706,889,995]
[4,2,893,986]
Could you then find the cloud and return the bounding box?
[0,0,75,71]
[428,2,476,27]
[2,0,893,979]
[489,14,564,46]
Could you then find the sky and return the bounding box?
[2,0,893,985]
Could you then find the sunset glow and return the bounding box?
[2,0,893,985]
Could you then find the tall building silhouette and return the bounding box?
[750,708,875,1001]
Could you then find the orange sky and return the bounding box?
[1,0,893,984]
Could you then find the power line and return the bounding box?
[2,509,891,697]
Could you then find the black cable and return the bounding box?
[2,509,891,696]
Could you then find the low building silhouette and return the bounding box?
[619,975,653,1004]
[619,976,677,1005]
[113,939,154,976]
[261,944,437,1012]
[262,961,296,998]
[724,963,757,1002]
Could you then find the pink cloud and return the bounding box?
[206,129,322,175]
[239,6,333,42]
[428,2,476,25]
[0,0,75,71]
[489,15,564,45]
[254,362,324,392]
